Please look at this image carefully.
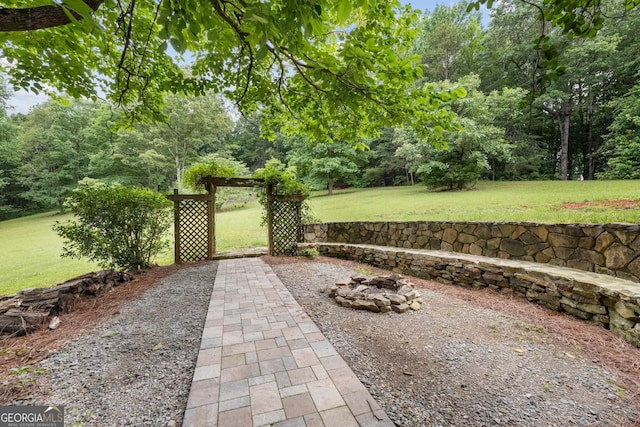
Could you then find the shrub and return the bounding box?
[253,159,314,225]
[53,184,172,270]
[182,156,253,210]
[182,160,238,193]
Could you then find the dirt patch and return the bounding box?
[560,199,640,210]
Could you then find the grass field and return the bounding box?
[1,180,639,294]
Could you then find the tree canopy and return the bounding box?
[0,0,465,143]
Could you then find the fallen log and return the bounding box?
[0,269,133,336]
[0,309,48,336]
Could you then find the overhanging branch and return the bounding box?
[0,0,104,32]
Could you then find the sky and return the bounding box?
[5,0,473,115]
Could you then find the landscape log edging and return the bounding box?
[298,242,640,348]
[302,221,640,283]
[0,270,132,336]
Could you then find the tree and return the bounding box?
[53,184,172,270]
[228,113,286,171]
[0,0,457,144]
[400,75,516,190]
[599,84,640,179]
[144,93,233,187]
[536,33,618,180]
[15,100,98,211]
[0,80,20,218]
[286,136,360,195]
[412,1,484,82]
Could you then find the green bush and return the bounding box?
[182,156,253,210]
[53,184,172,270]
[182,160,237,193]
[253,159,314,225]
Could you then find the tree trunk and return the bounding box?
[327,176,334,196]
[175,154,181,190]
[557,105,571,181]
[587,91,596,180]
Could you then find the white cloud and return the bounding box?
[7,89,49,115]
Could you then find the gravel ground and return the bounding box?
[270,258,640,427]
[8,257,639,427]
[22,263,217,427]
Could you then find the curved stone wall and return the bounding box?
[298,242,640,348]
[302,221,640,283]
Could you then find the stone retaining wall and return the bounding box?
[300,242,640,348]
[302,221,640,283]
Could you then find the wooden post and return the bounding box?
[209,185,216,258]
[267,183,274,256]
[173,188,181,264]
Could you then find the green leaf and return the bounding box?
[62,0,94,18]
[453,87,467,98]
[337,1,352,24]
[101,331,120,339]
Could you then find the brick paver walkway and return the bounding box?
[182,257,393,427]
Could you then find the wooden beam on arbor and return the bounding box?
[165,193,211,202]
[201,177,265,188]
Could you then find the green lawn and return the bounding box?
[309,180,640,224]
[1,180,639,295]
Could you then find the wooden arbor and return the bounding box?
[166,177,305,262]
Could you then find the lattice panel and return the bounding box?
[271,199,302,256]
[178,199,209,262]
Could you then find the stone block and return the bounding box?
[537,293,561,310]
[609,310,640,347]
[554,247,575,260]
[561,304,593,320]
[475,224,492,239]
[486,238,501,250]
[534,250,551,263]
[429,238,442,250]
[573,248,605,266]
[576,302,607,315]
[335,296,352,308]
[594,232,616,252]
[581,225,604,238]
[614,301,640,321]
[548,233,579,248]
[351,300,380,312]
[531,226,549,242]
[511,225,527,240]
[565,224,586,237]
[566,259,593,272]
[627,257,640,281]
[441,242,453,252]
[520,231,543,245]
[578,237,595,250]
[500,239,525,257]
[610,224,640,245]
[442,228,457,244]
[392,303,410,313]
[462,223,478,234]
[458,233,477,244]
[469,243,484,256]
[604,244,635,269]
[498,223,517,237]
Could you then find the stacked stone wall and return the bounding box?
[300,242,640,348]
[302,221,640,283]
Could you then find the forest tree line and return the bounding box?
[1,0,639,219]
